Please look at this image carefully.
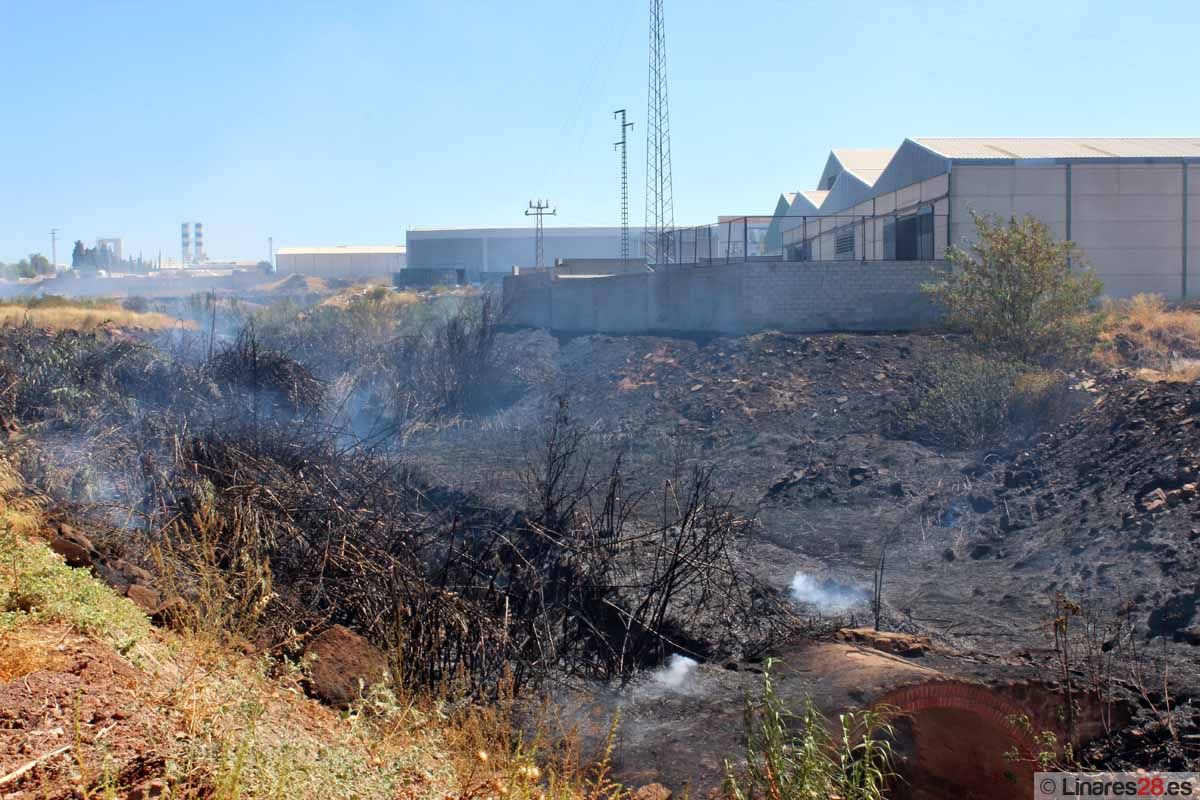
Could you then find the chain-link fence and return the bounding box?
[664,209,949,265]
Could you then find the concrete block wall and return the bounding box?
[502,260,941,335]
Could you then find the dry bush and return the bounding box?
[1098,293,1200,378]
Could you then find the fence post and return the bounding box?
[743,217,748,263]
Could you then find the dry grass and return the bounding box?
[319,284,423,309]
[0,304,190,332]
[1097,293,1200,378]
[253,274,331,295]
[0,624,59,681]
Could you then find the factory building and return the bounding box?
[770,138,1200,298]
[406,226,646,280]
[274,245,407,279]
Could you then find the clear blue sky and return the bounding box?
[1,0,1196,263]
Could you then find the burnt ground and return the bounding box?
[408,329,1200,784]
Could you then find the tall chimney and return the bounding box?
[194,222,205,262]
[181,222,191,266]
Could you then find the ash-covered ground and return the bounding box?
[408,328,1200,782]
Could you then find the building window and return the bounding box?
[835,228,855,258]
[884,207,934,261]
[787,241,810,262]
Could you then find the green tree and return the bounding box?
[15,259,35,279]
[71,240,85,268]
[29,253,52,275]
[924,212,1103,364]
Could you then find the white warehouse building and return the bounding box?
[770,138,1200,298]
[275,246,406,279]
[406,226,647,280]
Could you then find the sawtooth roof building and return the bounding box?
[770,137,1200,298]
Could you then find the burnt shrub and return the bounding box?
[388,293,504,419]
[203,326,325,418]
[0,326,188,425]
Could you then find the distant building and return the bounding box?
[97,238,123,262]
[275,246,407,279]
[406,226,646,279]
[769,137,1200,298]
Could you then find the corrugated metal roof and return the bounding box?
[276,246,406,255]
[913,137,1200,159]
[831,148,897,183]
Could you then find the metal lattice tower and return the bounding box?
[643,0,674,267]
[525,199,556,267]
[613,109,634,265]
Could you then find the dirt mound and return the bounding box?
[255,273,329,295]
[966,375,1200,622]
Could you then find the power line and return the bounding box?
[643,0,674,267]
[613,109,634,265]
[525,200,557,268]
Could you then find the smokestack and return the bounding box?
[181,222,191,266]
[194,222,205,263]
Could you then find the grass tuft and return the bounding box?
[724,659,896,800]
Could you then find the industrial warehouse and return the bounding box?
[500,137,1200,335]
[404,225,646,281]
[768,137,1200,299]
[274,245,407,279]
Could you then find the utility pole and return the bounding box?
[644,0,675,267]
[268,236,274,271]
[525,199,556,268]
[49,228,59,270]
[613,109,634,266]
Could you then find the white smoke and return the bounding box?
[651,654,698,691]
[789,571,868,613]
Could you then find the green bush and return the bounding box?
[0,530,150,651]
[896,353,1022,448]
[724,659,895,800]
[896,353,1074,448]
[924,212,1103,365]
